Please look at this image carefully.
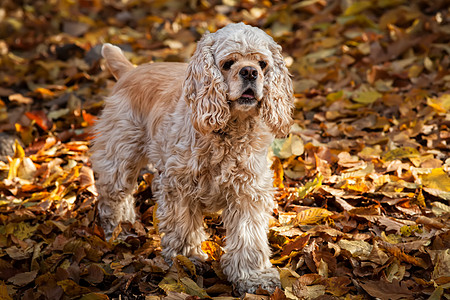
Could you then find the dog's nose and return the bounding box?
[239,66,258,81]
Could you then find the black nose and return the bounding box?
[239,66,258,81]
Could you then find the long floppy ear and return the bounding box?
[183,33,230,135]
[262,42,294,138]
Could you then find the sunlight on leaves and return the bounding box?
[296,208,332,225]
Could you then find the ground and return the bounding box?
[0,1,449,299]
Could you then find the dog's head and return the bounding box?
[183,23,294,137]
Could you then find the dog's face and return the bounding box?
[218,52,268,112]
[184,23,293,137]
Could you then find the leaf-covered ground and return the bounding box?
[0,1,449,299]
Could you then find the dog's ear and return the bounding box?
[102,43,134,80]
[261,42,294,138]
[183,33,230,135]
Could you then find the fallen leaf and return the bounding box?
[420,168,450,192]
[359,279,413,300]
[296,208,332,225]
[0,281,12,300]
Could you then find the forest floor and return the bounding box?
[0,0,449,299]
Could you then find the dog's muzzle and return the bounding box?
[237,88,257,106]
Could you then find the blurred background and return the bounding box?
[0,1,450,299]
[0,0,449,150]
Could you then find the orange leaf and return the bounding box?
[271,157,285,188]
[201,241,224,261]
[25,110,52,131]
[82,110,98,126]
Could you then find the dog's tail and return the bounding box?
[101,43,134,80]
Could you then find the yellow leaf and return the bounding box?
[339,178,372,193]
[179,277,210,298]
[427,94,450,113]
[353,90,381,104]
[34,87,55,98]
[400,225,421,237]
[201,241,224,261]
[297,175,322,199]
[175,255,196,277]
[7,158,21,180]
[382,147,420,161]
[381,232,402,244]
[13,139,24,159]
[326,90,344,102]
[8,222,38,240]
[158,276,184,294]
[414,188,426,208]
[421,168,450,192]
[79,293,109,300]
[296,207,332,225]
[279,267,300,289]
[0,281,12,300]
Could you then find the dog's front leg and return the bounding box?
[220,199,281,294]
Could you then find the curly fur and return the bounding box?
[91,23,294,294]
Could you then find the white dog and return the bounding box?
[91,23,293,294]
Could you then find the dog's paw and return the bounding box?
[233,268,281,295]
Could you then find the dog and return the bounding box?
[91,23,294,294]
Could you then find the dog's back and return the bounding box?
[92,45,189,236]
[101,44,188,137]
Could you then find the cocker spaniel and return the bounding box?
[91,23,294,294]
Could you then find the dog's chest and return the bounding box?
[192,138,270,205]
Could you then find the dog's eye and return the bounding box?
[258,61,267,69]
[223,60,235,70]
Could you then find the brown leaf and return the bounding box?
[325,277,351,296]
[359,279,413,300]
[83,264,104,285]
[57,279,92,297]
[378,241,428,268]
[7,270,38,286]
[270,287,288,300]
[280,234,310,256]
[5,246,33,260]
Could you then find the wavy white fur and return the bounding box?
[91,23,294,294]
